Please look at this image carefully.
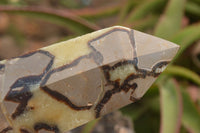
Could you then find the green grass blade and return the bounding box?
[181,89,200,133]
[121,100,152,121]
[74,4,120,20]
[163,65,200,86]
[0,6,100,35]
[126,0,166,22]
[129,15,159,31]
[118,0,142,23]
[159,79,182,133]
[170,23,200,61]
[154,0,186,39]
[186,1,200,18]
[82,119,99,133]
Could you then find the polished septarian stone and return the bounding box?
[0,26,179,133]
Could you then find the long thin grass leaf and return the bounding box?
[72,4,120,20]
[0,6,100,34]
[181,89,200,133]
[154,0,186,39]
[164,65,200,86]
[170,23,200,61]
[159,79,182,133]
[126,0,166,22]
[82,119,99,133]
[129,15,159,31]
[118,0,142,23]
[186,1,200,18]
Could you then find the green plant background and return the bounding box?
[0,0,199,133]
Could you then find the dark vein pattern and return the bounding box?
[95,60,168,118]
[0,27,170,133]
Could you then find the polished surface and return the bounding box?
[0,26,179,133]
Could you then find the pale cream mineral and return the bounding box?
[0,26,179,133]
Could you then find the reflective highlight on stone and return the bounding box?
[0,26,179,133]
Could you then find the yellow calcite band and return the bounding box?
[0,26,179,133]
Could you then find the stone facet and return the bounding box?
[0,26,179,133]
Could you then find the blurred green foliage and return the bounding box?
[0,0,200,133]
